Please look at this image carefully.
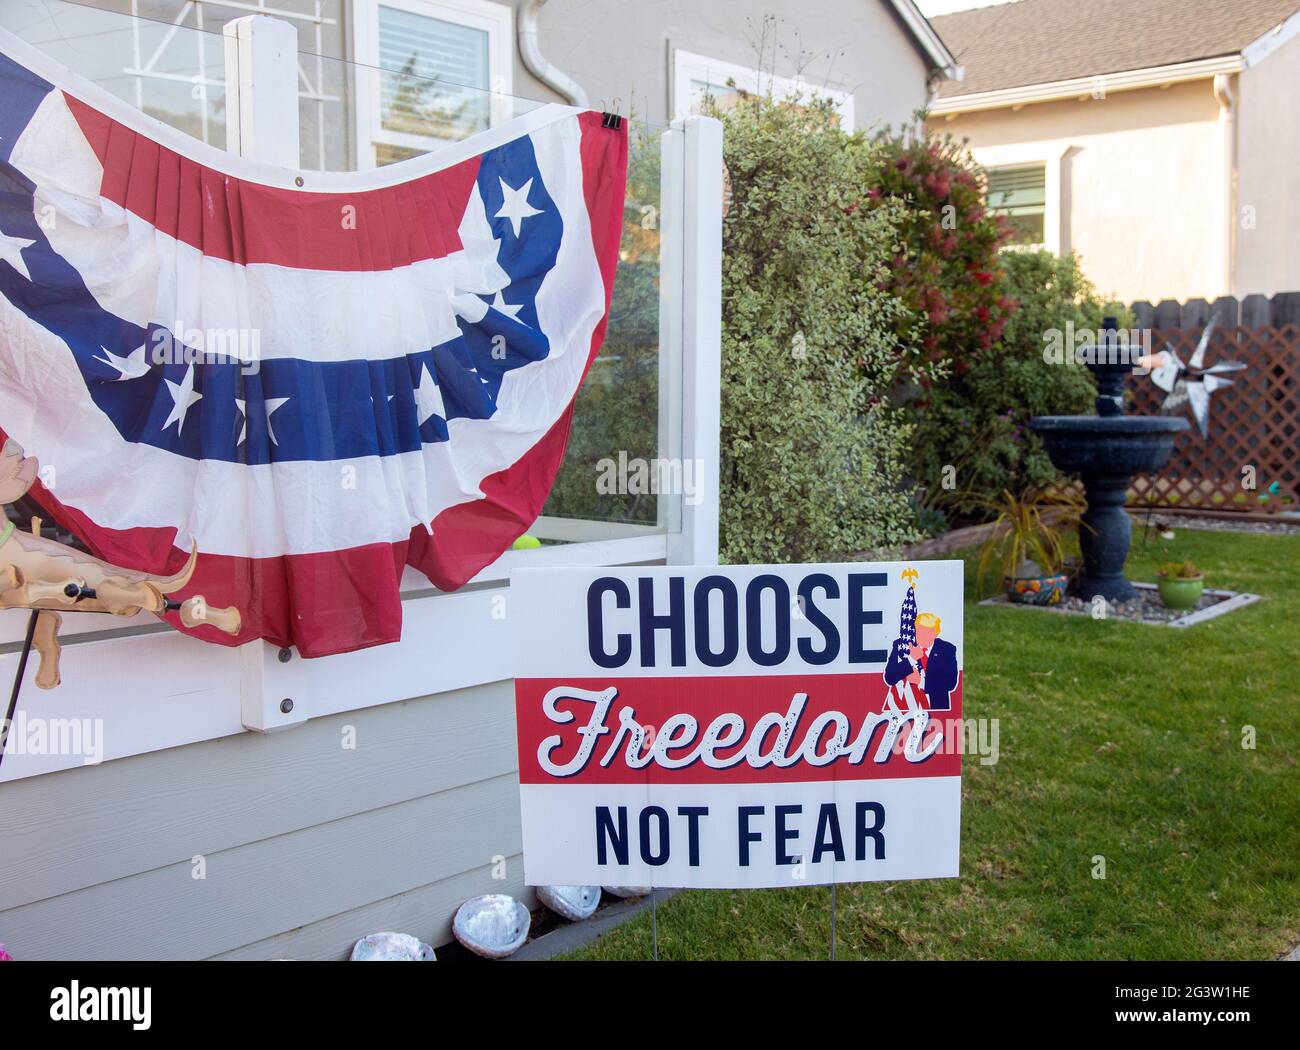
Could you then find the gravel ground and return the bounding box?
[1056,587,1228,624]
[983,586,1234,625]
[1132,513,1300,537]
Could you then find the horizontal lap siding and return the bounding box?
[0,680,526,960]
[210,859,537,960]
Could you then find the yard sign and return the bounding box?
[512,561,963,888]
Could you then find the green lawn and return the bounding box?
[564,524,1300,960]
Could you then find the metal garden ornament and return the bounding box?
[1142,320,1247,438]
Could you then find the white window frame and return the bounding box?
[972,143,1073,254]
[671,46,855,130]
[351,0,514,168]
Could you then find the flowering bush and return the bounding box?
[869,129,1016,372]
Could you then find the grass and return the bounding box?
[563,523,1300,960]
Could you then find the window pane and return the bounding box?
[374,142,426,167]
[987,165,1046,246]
[379,6,490,138]
[690,78,743,114]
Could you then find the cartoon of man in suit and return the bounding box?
[884,611,959,711]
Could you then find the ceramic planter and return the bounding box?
[1157,574,1204,611]
[1005,572,1070,606]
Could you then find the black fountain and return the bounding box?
[1030,318,1189,601]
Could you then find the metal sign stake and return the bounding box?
[651,888,658,960]
[831,882,838,960]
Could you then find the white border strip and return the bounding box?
[1242,10,1300,68]
[888,0,963,81]
[977,583,1262,627]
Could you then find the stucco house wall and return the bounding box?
[521,0,933,129]
[937,81,1228,304]
[1236,28,1300,295]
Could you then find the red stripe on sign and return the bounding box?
[516,673,963,785]
[63,92,480,271]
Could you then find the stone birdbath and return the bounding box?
[1029,320,1189,601]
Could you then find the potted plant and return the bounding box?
[1156,560,1205,610]
[976,487,1084,605]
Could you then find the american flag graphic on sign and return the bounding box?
[0,28,627,656]
[898,574,917,647]
[886,569,920,711]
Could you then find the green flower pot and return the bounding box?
[1157,575,1204,611]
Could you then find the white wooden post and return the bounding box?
[222,15,300,168]
[665,115,723,567]
[657,125,685,536]
[223,15,307,732]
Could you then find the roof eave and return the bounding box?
[929,53,1243,115]
[888,0,964,81]
[1242,8,1300,68]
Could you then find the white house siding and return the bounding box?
[1236,29,1300,296]
[0,679,535,959]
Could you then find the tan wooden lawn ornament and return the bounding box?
[0,439,240,690]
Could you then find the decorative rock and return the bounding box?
[537,885,601,921]
[452,895,530,959]
[981,584,1252,626]
[1142,515,1300,537]
[603,886,651,899]
[349,932,436,961]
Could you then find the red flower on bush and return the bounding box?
[923,172,951,200]
[866,129,1016,373]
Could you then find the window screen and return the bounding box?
[378,5,490,140]
[987,165,1046,246]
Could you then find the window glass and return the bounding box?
[378,5,490,140]
[987,165,1046,245]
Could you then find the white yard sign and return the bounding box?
[512,562,964,889]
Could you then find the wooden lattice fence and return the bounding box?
[1126,293,1300,515]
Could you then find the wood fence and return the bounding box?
[1126,292,1299,515]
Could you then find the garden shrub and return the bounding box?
[910,249,1107,518]
[870,129,1015,370]
[710,93,920,562]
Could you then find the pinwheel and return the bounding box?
[1140,320,1247,438]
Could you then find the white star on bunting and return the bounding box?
[488,290,525,322]
[0,231,36,281]
[413,363,445,426]
[264,397,290,446]
[494,177,542,237]
[234,396,290,445]
[94,343,151,380]
[163,365,202,434]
